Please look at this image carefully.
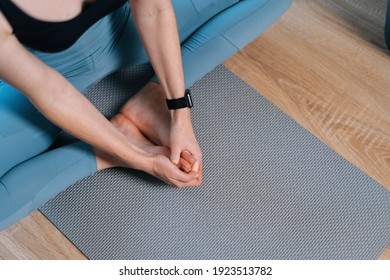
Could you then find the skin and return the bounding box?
[98,81,203,187]
[0,0,203,188]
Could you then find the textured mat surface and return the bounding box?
[40,65,390,260]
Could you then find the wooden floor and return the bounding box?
[1,0,389,260]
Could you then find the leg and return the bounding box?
[97,113,193,172]
[0,83,100,231]
[97,1,245,71]
[0,83,60,178]
[0,100,190,231]
[0,141,96,230]
[95,113,170,171]
[0,4,133,231]
[0,82,63,231]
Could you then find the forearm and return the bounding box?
[130,0,189,119]
[29,71,155,173]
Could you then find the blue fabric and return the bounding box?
[0,0,293,231]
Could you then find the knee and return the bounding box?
[0,124,60,178]
[202,0,293,49]
[183,0,292,52]
[0,179,32,232]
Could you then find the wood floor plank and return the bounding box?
[379,244,390,260]
[224,0,390,190]
[0,211,86,260]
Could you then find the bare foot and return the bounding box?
[110,113,169,156]
[119,81,198,171]
[118,81,171,147]
[94,113,193,173]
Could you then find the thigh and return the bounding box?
[173,0,239,42]
[99,0,240,72]
[174,0,293,87]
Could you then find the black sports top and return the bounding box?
[0,0,128,52]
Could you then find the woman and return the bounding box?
[0,0,293,231]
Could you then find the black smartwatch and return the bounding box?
[166,89,193,110]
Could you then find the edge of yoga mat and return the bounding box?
[40,64,390,260]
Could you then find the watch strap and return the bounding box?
[166,89,193,110]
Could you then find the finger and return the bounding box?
[197,162,203,182]
[170,146,181,165]
[181,150,197,165]
[191,162,202,185]
[181,164,203,187]
[178,157,192,173]
[170,175,201,188]
[170,166,199,183]
[191,159,200,173]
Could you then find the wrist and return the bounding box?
[170,107,191,122]
[138,152,158,175]
[166,89,193,113]
[114,140,156,173]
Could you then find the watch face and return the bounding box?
[185,90,193,108]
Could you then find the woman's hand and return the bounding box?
[152,153,202,188]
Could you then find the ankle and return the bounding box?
[94,147,123,171]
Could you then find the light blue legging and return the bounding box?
[0,0,292,231]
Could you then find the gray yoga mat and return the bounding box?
[41,64,390,260]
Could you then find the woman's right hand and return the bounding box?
[152,154,202,188]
